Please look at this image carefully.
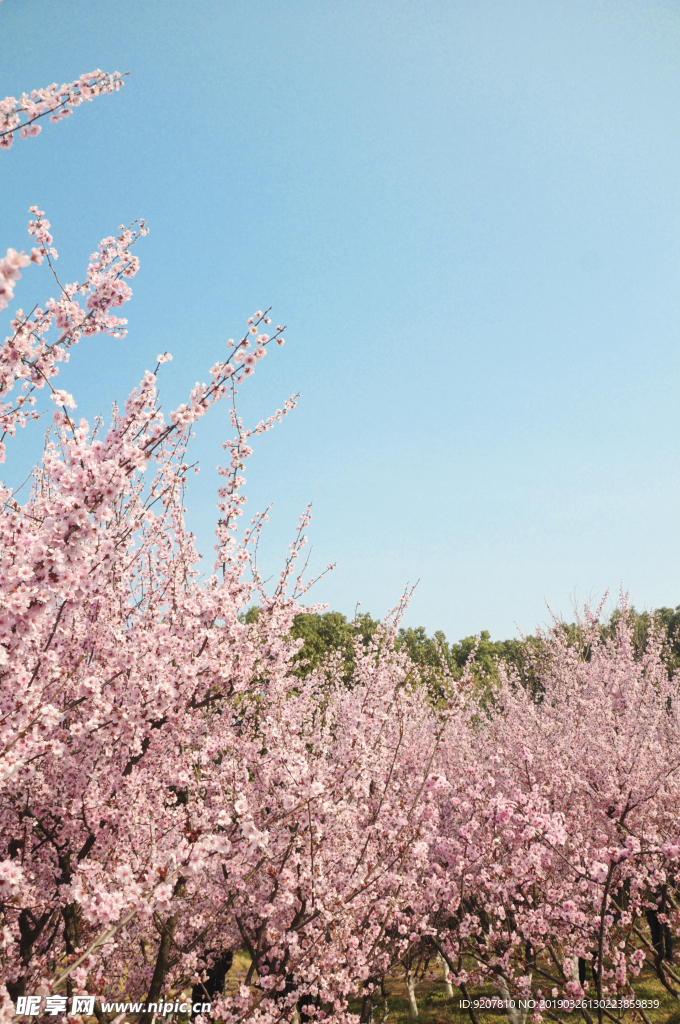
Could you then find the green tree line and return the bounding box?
[246,602,680,696]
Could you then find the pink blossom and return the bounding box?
[50,389,77,410]
[0,248,30,280]
[0,860,24,898]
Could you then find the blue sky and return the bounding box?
[2,0,680,641]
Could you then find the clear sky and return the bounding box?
[2,0,680,641]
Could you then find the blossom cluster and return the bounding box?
[0,70,125,151]
[0,247,31,314]
[0,208,148,463]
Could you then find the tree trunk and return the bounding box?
[6,908,53,1002]
[139,876,186,1024]
[360,992,374,1024]
[497,979,529,1024]
[405,970,418,1019]
[380,979,389,1022]
[62,901,81,1001]
[437,954,454,999]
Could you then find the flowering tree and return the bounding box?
[426,610,680,1024]
[0,82,442,1019]
[0,202,450,1022]
[0,199,305,1008]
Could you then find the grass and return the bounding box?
[348,964,680,1023]
[220,954,680,1023]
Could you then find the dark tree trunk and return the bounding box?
[191,950,234,1010]
[139,876,187,1024]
